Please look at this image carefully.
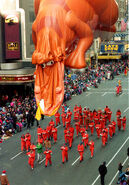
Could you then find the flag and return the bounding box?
[121,18,127,32]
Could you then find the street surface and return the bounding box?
[0,74,129,185]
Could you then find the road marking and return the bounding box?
[101,92,107,96]
[72,156,80,166]
[10,151,23,160]
[39,158,45,164]
[120,93,125,97]
[124,107,129,113]
[109,156,128,185]
[86,92,91,96]
[57,125,61,129]
[91,137,129,185]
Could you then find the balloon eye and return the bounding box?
[41,64,46,68]
[46,61,54,66]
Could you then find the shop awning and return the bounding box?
[98,55,121,59]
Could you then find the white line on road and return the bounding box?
[86,92,91,96]
[72,156,80,166]
[57,125,61,129]
[109,156,128,185]
[10,151,23,160]
[91,137,129,185]
[124,107,129,113]
[101,92,107,96]
[39,158,45,164]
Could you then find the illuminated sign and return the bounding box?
[5,14,19,23]
[125,44,129,51]
[101,44,124,53]
[7,42,19,51]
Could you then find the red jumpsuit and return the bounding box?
[46,125,52,139]
[27,150,35,169]
[79,114,83,125]
[78,106,82,114]
[61,112,66,127]
[52,127,57,143]
[75,122,80,136]
[66,116,71,129]
[49,120,55,128]
[108,124,113,138]
[86,116,90,130]
[37,135,43,145]
[112,120,116,134]
[89,122,94,135]
[74,112,80,122]
[88,141,94,158]
[25,133,31,151]
[44,150,52,167]
[21,135,26,151]
[95,124,101,138]
[100,132,106,146]
[116,110,121,118]
[100,116,105,129]
[55,112,60,126]
[64,129,69,143]
[117,117,122,130]
[42,129,48,141]
[69,127,74,142]
[89,111,93,121]
[66,132,73,148]
[60,146,68,163]
[82,132,89,147]
[37,127,42,139]
[83,114,87,127]
[107,110,112,123]
[122,117,126,131]
[79,127,86,137]
[30,144,36,160]
[73,105,78,120]
[104,128,108,143]
[67,110,72,123]
[94,114,99,125]
[77,143,84,162]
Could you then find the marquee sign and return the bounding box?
[100,44,124,53]
[0,75,34,83]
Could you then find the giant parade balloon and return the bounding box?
[32,0,118,117]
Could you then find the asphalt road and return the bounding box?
[0,74,129,185]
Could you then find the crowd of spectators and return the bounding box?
[0,61,128,138]
[0,95,37,139]
[64,61,127,101]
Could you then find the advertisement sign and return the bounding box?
[100,44,124,53]
[4,12,21,59]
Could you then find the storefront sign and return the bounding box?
[0,75,34,83]
[100,44,124,53]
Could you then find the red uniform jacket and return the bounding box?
[44,150,52,159]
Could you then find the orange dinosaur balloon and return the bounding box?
[32,0,118,116]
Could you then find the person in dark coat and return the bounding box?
[98,161,107,185]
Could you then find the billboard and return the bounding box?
[100,44,124,53]
[4,12,21,59]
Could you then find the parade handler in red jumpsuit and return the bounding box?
[88,140,94,158]
[25,133,31,152]
[44,149,52,167]
[55,111,60,126]
[52,126,58,143]
[77,142,84,162]
[60,144,68,163]
[27,149,35,170]
[82,131,89,148]
[21,134,26,151]
[122,116,126,131]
